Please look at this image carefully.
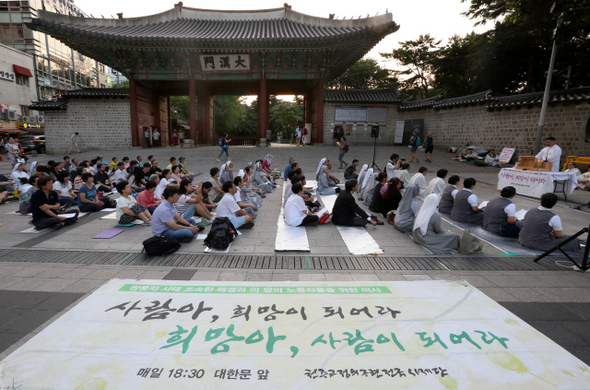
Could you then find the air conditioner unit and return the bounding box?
[37,116,45,123]
[7,110,17,121]
[21,116,29,122]
[29,116,37,123]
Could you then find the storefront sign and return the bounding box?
[0,70,16,82]
[200,54,250,71]
[1,104,22,115]
[1,280,588,389]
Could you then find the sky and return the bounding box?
[73,0,492,99]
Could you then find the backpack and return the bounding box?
[218,138,223,147]
[204,217,236,250]
[142,236,181,256]
[416,136,422,147]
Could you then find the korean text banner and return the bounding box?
[1,280,589,389]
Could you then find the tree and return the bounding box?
[169,96,190,122]
[326,58,397,90]
[381,34,441,99]
[269,96,304,140]
[214,96,245,135]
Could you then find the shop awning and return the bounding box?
[13,65,33,77]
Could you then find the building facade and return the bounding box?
[0,42,43,133]
[0,0,109,101]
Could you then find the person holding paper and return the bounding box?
[30,176,78,230]
[284,183,319,227]
[483,186,522,237]
[451,178,484,224]
[519,193,581,254]
[535,137,562,172]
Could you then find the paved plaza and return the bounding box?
[0,143,589,367]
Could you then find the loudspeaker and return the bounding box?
[371,125,380,138]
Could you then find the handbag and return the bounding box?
[458,230,483,254]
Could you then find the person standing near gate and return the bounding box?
[217,132,231,162]
[144,128,150,148]
[69,132,80,154]
[152,129,160,148]
[295,124,302,146]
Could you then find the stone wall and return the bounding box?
[322,102,400,146]
[399,103,590,166]
[45,98,131,153]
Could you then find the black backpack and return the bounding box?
[204,217,236,250]
[142,236,181,256]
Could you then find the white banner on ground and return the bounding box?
[1,280,589,389]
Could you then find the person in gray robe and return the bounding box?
[219,162,233,185]
[317,166,337,195]
[413,194,460,254]
[394,185,420,235]
[251,162,273,193]
[519,193,581,254]
[363,172,384,206]
[239,170,262,209]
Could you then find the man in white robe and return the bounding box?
[535,136,562,172]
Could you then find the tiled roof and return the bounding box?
[433,89,496,109]
[488,87,590,109]
[29,98,67,111]
[324,88,401,103]
[28,7,398,48]
[63,88,129,98]
[398,94,444,110]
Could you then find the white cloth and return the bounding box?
[564,168,581,176]
[284,194,307,227]
[154,178,170,200]
[316,158,327,180]
[408,173,427,193]
[220,163,227,173]
[52,181,72,197]
[360,168,374,191]
[217,193,241,220]
[112,169,128,185]
[283,180,293,208]
[504,203,516,217]
[11,164,29,190]
[116,195,137,222]
[464,188,479,207]
[414,194,440,235]
[29,161,37,175]
[423,177,446,199]
[385,161,398,179]
[397,170,411,186]
[535,144,562,172]
[485,153,501,167]
[357,164,369,185]
[233,188,242,203]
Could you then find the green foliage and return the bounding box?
[381,34,441,99]
[214,96,245,136]
[169,96,190,122]
[326,58,397,90]
[269,96,304,139]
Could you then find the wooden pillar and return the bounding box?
[257,77,269,140]
[314,78,324,144]
[196,81,210,145]
[129,78,139,147]
[189,80,197,143]
[153,93,160,148]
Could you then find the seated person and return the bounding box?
[151,186,202,242]
[413,194,460,254]
[94,162,114,192]
[150,160,163,178]
[485,149,502,167]
[154,169,178,201]
[0,174,16,203]
[262,154,278,179]
[138,163,153,187]
[170,164,184,182]
[178,157,194,181]
[201,181,218,211]
[394,185,420,234]
[112,162,129,185]
[424,169,448,199]
[73,166,86,191]
[332,179,380,227]
[18,176,35,215]
[396,163,411,187]
[451,178,484,224]
[30,176,78,230]
[78,173,112,212]
[115,182,151,225]
[233,176,257,218]
[483,186,522,237]
[284,158,296,178]
[325,162,340,185]
[252,162,274,193]
[136,181,160,213]
[217,181,254,229]
[166,157,177,172]
[408,166,428,194]
[438,175,461,214]
[344,159,360,180]
[378,177,403,218]
[519,193,581,254]
[564,162,589,189]
[369,173,388,212]
[219,162,233,185]
[128,168,146,193]
[53,171,77,206]
[284,183,319,227]
[176,179,214,221]
[385,154,402,179]
[207,167,226,202]
[317,165,337,195]
[238,169,263,209]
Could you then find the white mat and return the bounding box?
[20,226,51,234]
[319,194,384,255]
[204,243,231,253]
[275,181,310,252]
[99,212,117,220]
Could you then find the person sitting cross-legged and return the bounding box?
[217,180,254,229]
[233,176,257,218]
[30,176,78,230]
[332,179,380,227]
[344,159,360,180]
[115,182,152,226]
[78,173,110,212]
[451,177,484,224]
[284,183,319,227]
[136,181,160,213]
[483,186,522,238]
[151,186,202,243]
[412,194,460,254]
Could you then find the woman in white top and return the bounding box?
[11,162,29,192]
[52,171,77,206]
[284,183,318,226]
[396,163,412,187]
[115,182,151,225]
